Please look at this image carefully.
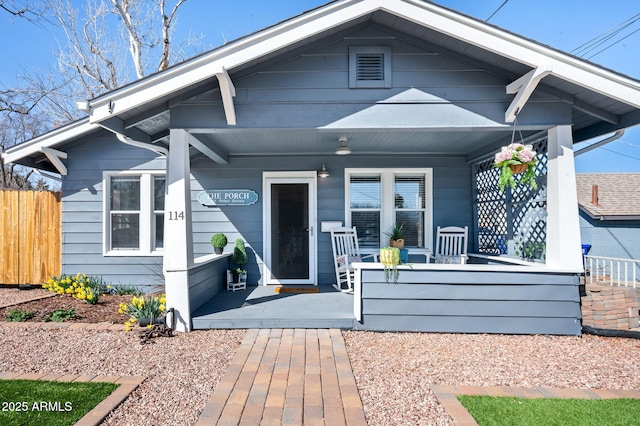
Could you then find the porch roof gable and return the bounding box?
[82,0,640,125]
[4,0,640,170]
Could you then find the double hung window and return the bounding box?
[105,172,165,255]
[345,169,433,252]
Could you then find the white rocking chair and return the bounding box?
[330,227,378,293]
[430,226,469,264]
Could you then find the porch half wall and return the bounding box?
[357,267,581,335]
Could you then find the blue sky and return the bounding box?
[1,0,639,173]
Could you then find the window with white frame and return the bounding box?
[345,169,433,252]
[104,172,165,255]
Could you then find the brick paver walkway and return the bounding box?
[196,328,367,426]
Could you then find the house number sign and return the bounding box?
[197,189,259,206]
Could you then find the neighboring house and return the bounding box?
[4,0,640,334]
[576,173,640,260]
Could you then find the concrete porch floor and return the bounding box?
[192,286,356,330]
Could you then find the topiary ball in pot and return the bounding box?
[211,233,227,254]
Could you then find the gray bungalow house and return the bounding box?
[577,173,640,260]
[4,0,640,334]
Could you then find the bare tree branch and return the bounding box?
[110,0,145,79]
[0,0,199,144]
[159,0,186,71]
[0,0,48,21]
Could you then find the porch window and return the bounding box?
[395,175,426,248]
[104,172,165,255]
[345,169,433,251]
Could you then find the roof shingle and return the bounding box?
[576,173,640,219]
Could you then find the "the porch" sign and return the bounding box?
[197,189,259,206]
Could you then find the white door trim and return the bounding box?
[262,171,318,285]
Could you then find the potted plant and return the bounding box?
[493,143,537,191]
[385,224,405,249]
[520,241,546,261]
[231,238,248,283]
[211,233,227,254]
[379,246,400,284]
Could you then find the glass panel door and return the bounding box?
[264,172,317,285]
[271,183,309,279]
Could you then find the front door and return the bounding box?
[263,172,317,285]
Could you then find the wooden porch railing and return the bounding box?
[584,254,640,288]
[0,190,61,285]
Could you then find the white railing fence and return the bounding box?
[584,255,640,288]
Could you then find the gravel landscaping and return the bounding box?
[0,287,55,308]
[0,327,245,425]
[343,331,640,425]
[1,288,639,425]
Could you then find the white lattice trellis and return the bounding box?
[473,138,548,261]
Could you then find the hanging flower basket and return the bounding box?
[494,143,538,191]
[509,163,528,174]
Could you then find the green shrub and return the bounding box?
[108,284,142,296]
[233,238,248,267]
[5,309,35,322]
[45,309,77,322]
[211,233,228,248]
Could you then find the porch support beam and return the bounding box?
[505,65,553,123]
[99,117,152,143]
[164,129,195,332]
[39,147,68,176]
[216,67,237,126]
[545,125,583,271]
[189,134,229,164]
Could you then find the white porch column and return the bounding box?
[164,129,194,332]
[546,125,583,271]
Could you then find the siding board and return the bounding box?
[362,315,580,335]
[358,268,581,335]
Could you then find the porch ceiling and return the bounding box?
[187,128,535,158]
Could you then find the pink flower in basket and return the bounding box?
[493,143,538,191]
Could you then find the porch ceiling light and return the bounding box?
[318,164,330,178]
[335,136,351,155]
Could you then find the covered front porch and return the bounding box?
[184,248,582,335]
[191,285,355,330]
[44,0,639,333]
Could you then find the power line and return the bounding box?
[571,12,640,59]
[586,27,640,59]
[616,140,640,149]
[485,0,510,22]
[600,147,640,162]
[571,13,640,55]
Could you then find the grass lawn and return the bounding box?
[0,379,119,426]
[458,395,640,426]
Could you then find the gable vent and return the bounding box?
[349,46,391,88]
[356,53,384,81]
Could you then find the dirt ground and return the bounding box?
[0,288,132,324]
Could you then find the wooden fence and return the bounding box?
[0,190,62,285]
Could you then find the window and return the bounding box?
[349,46,392,88]
[345,169,433,252]
[104,172,165,255]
